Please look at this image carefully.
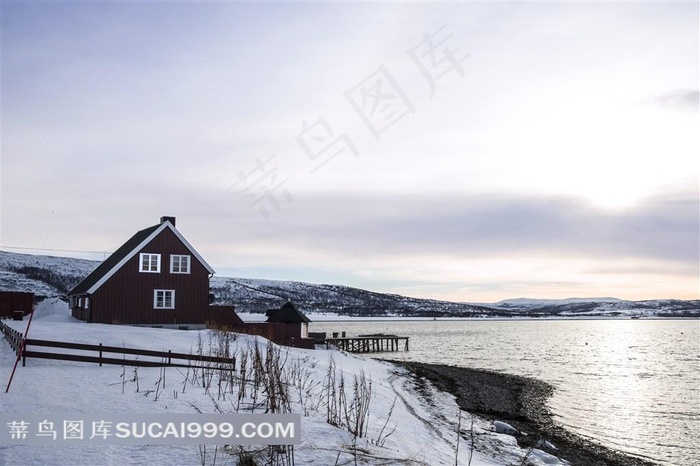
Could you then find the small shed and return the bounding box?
[265,301,313,348]
[0,291,34,320]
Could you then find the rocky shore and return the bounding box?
[393,361,657,466]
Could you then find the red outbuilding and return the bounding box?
[0,291,34,320]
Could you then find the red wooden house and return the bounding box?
[67,217,239,326]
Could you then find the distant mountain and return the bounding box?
[208,276,498,317]
[488,297,699,318]
[492,297,623,307]
[1,250,698,318]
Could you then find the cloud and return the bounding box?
[647,89,699,112]
[231,189,699,266]
[195,187,698,300]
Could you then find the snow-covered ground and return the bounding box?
[0,299,568,466]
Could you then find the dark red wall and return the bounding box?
[226,322,315,349]
[0,292,33,318]
[207,305,244,326]
[90,228,210,325]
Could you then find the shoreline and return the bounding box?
[390,361,657,466]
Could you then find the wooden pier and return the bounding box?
[324,334,409,353]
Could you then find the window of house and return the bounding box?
[154,290,175,309]
[170,255,191,274]
[84,297,90,310]
[140,253,161,273]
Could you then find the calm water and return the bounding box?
[311,319,700,466]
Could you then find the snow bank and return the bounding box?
[30,298,79,323]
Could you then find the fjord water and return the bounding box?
[311,319,699,465]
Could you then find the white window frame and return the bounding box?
[170,254,191,274]
[154,290,175,309]
[140,253,161,273]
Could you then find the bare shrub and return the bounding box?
[322,355,373,439]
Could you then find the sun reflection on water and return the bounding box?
[311,319,700,465]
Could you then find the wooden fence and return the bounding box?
[1,321,23,353]
[0,321,235,369]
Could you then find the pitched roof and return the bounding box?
[266,301,311,324]
[68,219,215,296]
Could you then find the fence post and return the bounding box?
[168,350,172,365]
[99,343,103,367]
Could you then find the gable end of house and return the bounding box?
[68,218,215,297]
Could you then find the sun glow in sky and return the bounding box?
[1,1,698,302]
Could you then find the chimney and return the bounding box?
[160,216,176,227]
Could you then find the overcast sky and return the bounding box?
[2,1,698,302]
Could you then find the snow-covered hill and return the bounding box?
[0,250,99,297]
[209,276,497,317]
[489,296,699,318]
[1,250,698,318]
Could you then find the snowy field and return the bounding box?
[0,299,568,466]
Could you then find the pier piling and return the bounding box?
[324,335,409,353]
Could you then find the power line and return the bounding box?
[227,279,289,300]
[0,245,112,255]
